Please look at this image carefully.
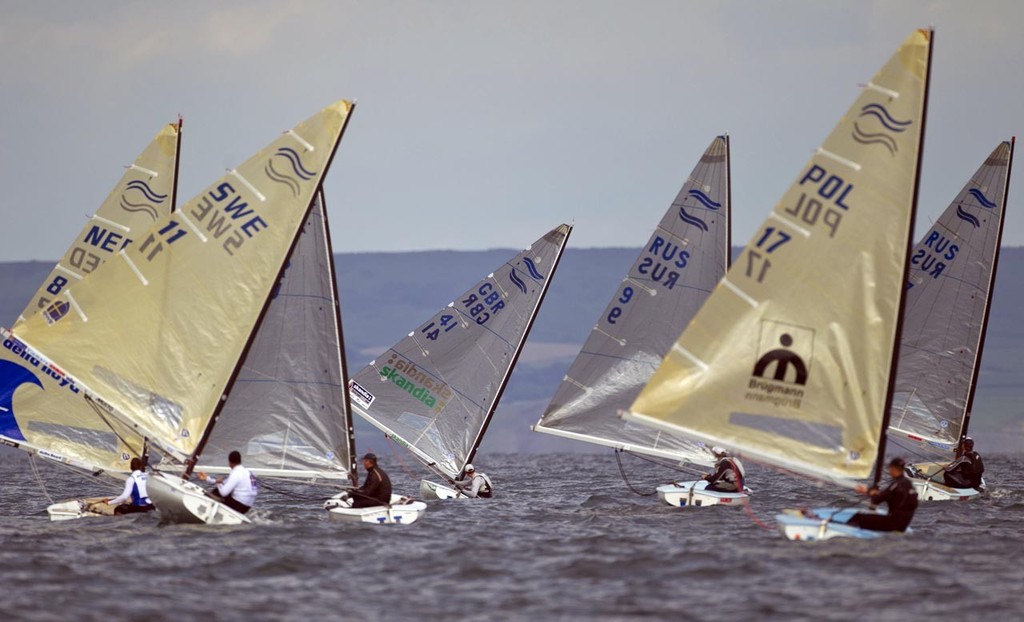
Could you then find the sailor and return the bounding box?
[196,450,258,514]
[942,437,985,489]
[452,464,493,498]
[702,447,745,493]
[348,453,392,508]
[104,457,155,514]
[849,457,918,532]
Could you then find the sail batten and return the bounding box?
[534,135,731,466]
[624,30,933,484]
[351,224,571,480]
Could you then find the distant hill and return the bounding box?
[1,246,1021,457]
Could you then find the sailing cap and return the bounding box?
[465,464,475,473]
[962,437,975,449]
[711,446,727,457]
[888,457,906,469]
[361,453,377,463]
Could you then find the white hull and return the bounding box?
[420,479,466,500]
[324,493,427,525]
[657,480,750,508]
[47,497,118,522]
[148,472,251,525]
[776,507,911,541]
[912,478,982,502]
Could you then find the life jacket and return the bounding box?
[966,451,984,488]
[129,471,151,506]
[477,473,494,498]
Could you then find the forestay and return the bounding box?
[625,30,932,487]
[534,136,730,466]
[198,189,357,481]
[15,101,354,465]
[889,139,1014,460]
[16,121,182,326]
[350,224,571,480]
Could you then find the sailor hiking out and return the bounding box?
[452,464,493,498]
[104,458,155,514]
[702,447,745,493]
[197,451,258,514]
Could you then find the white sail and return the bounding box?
[534,136,730,465]
[16,121,182,326]
[14,101,355,465]
[197,189,356,481]
[624,30,932,487]
[889,139,1014,459]
[350,225,571,480]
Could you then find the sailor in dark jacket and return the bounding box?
[943,437,985,489]
[348,453,392,508]
[849,457,919,532]
[703,447,745,493]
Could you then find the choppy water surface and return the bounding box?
[1,452,1022,621]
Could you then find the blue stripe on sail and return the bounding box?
[522,257,545,281]
[687,189,721,210]
[968,188,997,208]
[955,205,981,228]
[678,206,709,232]
[509,269,527,294]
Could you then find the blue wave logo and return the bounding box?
[0,359,42,442]
[968,188,997,209]
[522,257,545,281]
[955,205,981,228]
[678,206,709,232]
[119,180,167,221]
[687,189,721,210]
[851,103,912,156]
[509,268,528,294]
[265,147,317,196]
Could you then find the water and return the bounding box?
[2,452,1022,621]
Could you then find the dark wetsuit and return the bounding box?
[705,457,743,493]
[848,474,918,532]
[350,465,392,508]
[944,451,984,489]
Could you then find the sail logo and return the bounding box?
[43,300,70,325]
[744,321,814,409]
[0,359,41,441]
[851,103,912,156]
[509,269,528,294]
[264,147,317,197]
[968,188,997,209]
[508,256,546,295]
[349,379,376,409]
[189,182,269,256]
[677,189,720,233]
[119,180,167,221]
[955,188,998,229]
[955,206,980,228]
[379,353,452,413]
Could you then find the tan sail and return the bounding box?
[625,30,932,486]
[15,101,354,463]
[16,121,182,326]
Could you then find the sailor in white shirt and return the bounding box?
[452,464,494,499]
[104,457,154,514]
[197,450,257,514]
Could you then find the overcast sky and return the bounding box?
[0,1,1021,261]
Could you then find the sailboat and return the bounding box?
[340,224,571,503]
[12,101,355,525]
[0,120,182,521]
[623,29,933,541]
[533,136,743,508]
[889,138,1015,501]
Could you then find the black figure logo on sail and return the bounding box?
[264,147,317,197]
[119,180,167,221]
[744,321,814,410]
[850,103,912,156]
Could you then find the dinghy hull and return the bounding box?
[323,493,427,524]
[656,480,750,508]
[47,497,117,521]
[148,472,250,525]
[420,479,466,500]
[776,507,911,541]
[912,478,982,501]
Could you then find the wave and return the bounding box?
[264,161,301,196]
[678,206,709,232]
[125,179,167,203]
[968,188,998,209]
[276,147,317,180]
[687,189,721,210]
[119,197,158,220]
[858,103,912,132]
[851,123,897,155]
[522,257,545,281]
[509,269,527,294]
[956,205,981,228]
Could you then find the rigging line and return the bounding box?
[887,436,946,464]
[386,435,435,483]
[84,395,147,461]
[255,478,334,502]
[28,455,56,505]
[614,449,657,497]
[741,496,774,531]
[622,449,708,477]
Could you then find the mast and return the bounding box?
[960,136,1014,441]
[183,104,357,477]
[170,117,183,213]
[872,29,933,487]
[462,225,573,473]
[725,133,732,269]
[318,186,360,485]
